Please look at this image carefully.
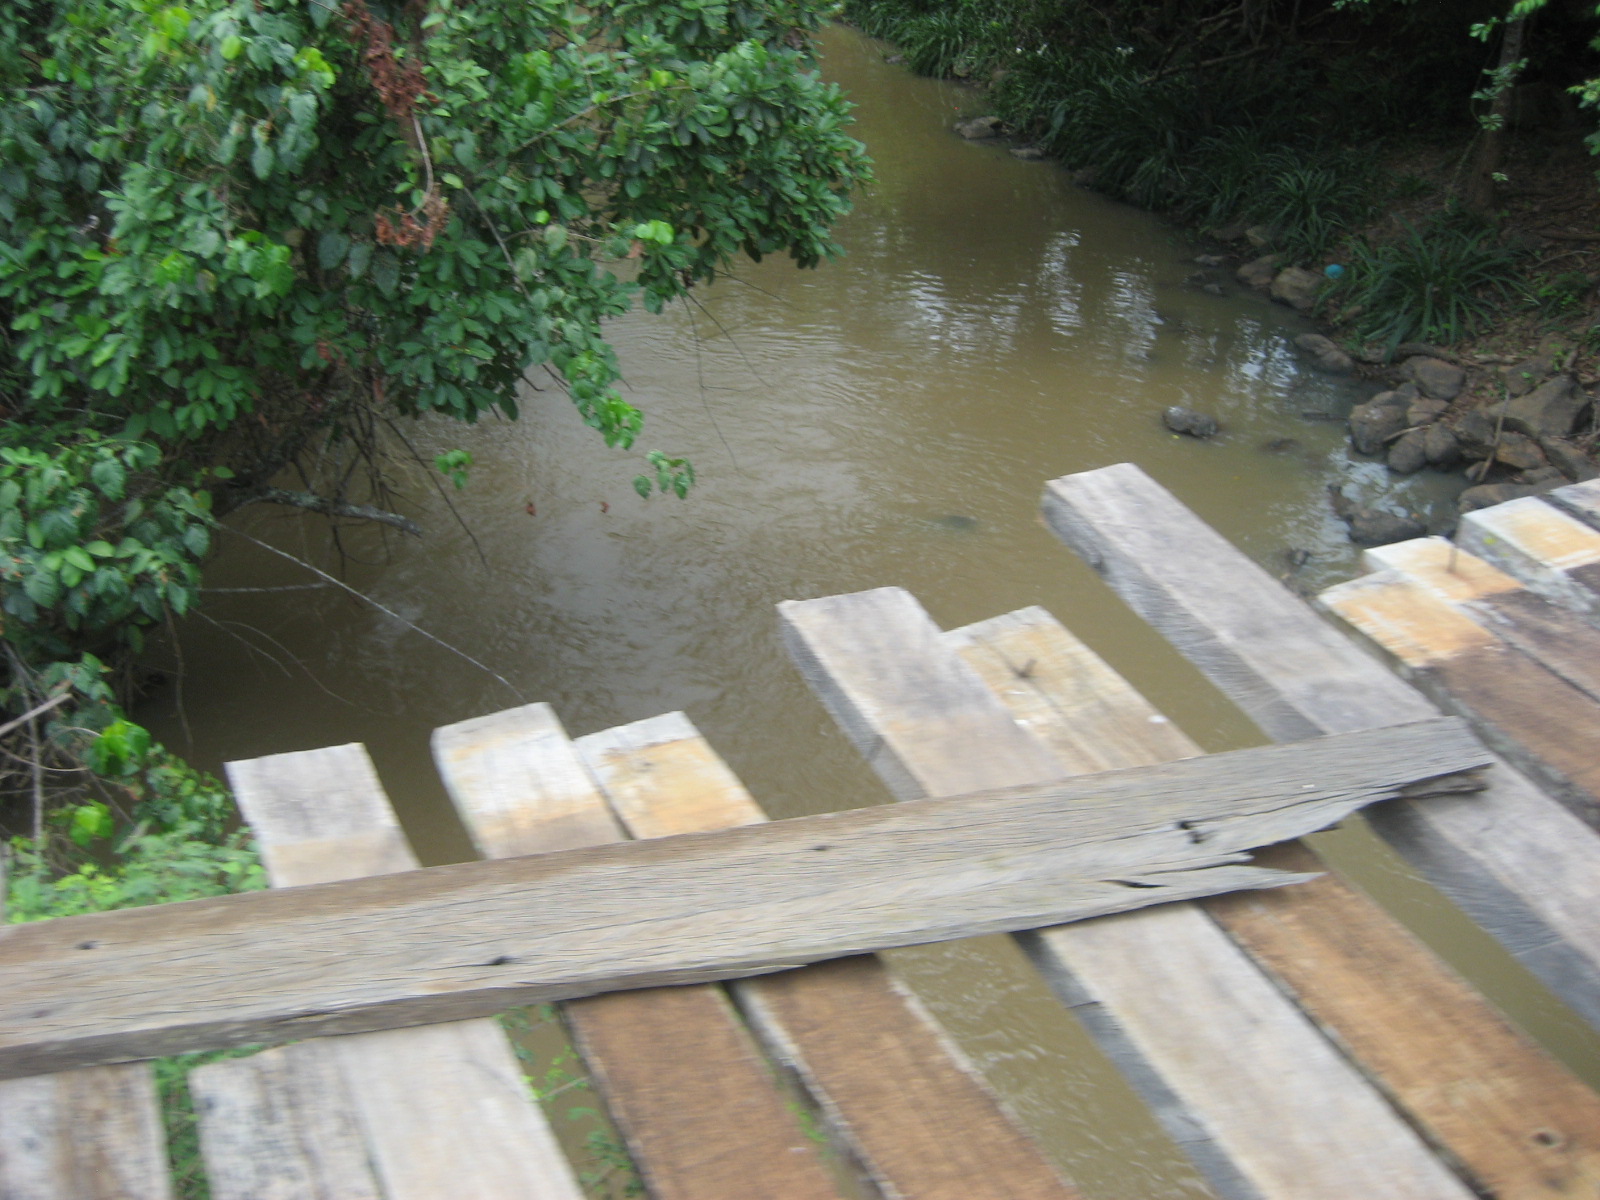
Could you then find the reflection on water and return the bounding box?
[136,23,1590,1200]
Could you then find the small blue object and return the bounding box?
[1324,264,1346,279]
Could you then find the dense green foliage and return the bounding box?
[1,0,869,909]
[1331,215,1526,350]
[847,0,1597,351]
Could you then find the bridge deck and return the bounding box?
[5,464,1600,1200]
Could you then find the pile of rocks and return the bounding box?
[1342,349,1595,515]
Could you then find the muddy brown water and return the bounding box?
[140,24,1600,1198]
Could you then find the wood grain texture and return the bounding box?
[1365,536,1600,706]
[0,722,1487,1079]
[431,703,845,1200]
[1548,477,1600,531]
[0,1063,173,1200]
[576,711,1083,1200]
[1039,461,1600,1032]
[956,605,1600,1199]
[195,743,585,1200]
[1458,495,1600,623]
[1320,569,1600,828]
[780,587,1476,1200]
[0,795,170,1200]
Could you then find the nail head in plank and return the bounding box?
[781,586,1475,1200]
[432,703,844,1200]
[0,722,1485,1079]
[1040,462,1600,1031]
[0,1064,173,1200]
[576,712,1083,1200]
[958,605,1600,1199]
[208,743,585,1200]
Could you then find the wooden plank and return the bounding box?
[1456,494,1600,623]
[576,712,1083,1200]
[1365,536,1600,704]
[1039,461,1600,1032]
[953,605,1600,1199]
[0,722,1488,1080]
[431,703,845,1200]
[1320,569,1600,828]
[1548,476,1600,531]
[0,1064,173,1200]
[0,757,170,1200]
[192,744,584,1200]
[780,587,1477,1200]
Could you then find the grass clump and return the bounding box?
[1330,215,1524,353]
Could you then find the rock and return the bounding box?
[1516,466,1567,487]
[1458,482,1554,513]
[954,115,1002,139]
[1211,221,1249,242]
[1294,333,1354,374]
[1387,430,1429,474]
[1009,145,1047,160]
[1539,437,1600,482]
[1452,410,1499,460]
[1163,406,1220,438]
[1236,255,1281,289]
[1349,393,1409,455]
[1423,423,1461,467]
[1340,505,1427,546]
[1245,224,1278,250]
[1406,398,1449,426]
[1193,254,1228,267]
[1493,431,1547,472]
[1393,342,1455,362]
[1201,282,1227,298]
[1503,375,1591,441]
[1400,356,1466,401]
[1501,353,1556,396]
[1070,167,1098,188]
[1269,267,1323,312]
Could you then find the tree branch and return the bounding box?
[236,488,423,536]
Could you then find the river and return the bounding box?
[139,24,1599,1198]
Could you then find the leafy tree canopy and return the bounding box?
[0,0,870,876]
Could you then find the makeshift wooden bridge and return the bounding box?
[6,463,1600,1200]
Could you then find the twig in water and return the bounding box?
[222,528,528,703]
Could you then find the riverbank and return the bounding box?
[850,0,1600,543]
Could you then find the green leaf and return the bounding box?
[90,457,126,501]
[372,249,400,297]
[69,801,115,848]
[219,33,243,60]
[250,141,275,179]
[317,230,350,270]
[347,241,373,279]
[632,475,652,499]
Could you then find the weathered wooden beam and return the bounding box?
[955,605,1600,1199]
[1320,568,1600,829]
[783,589,1479,1200]
[0,719,1485,1080]
[576,711,1085,1200]
[432,704,849,1200]
[0,835,171,1200]
[190,743,585,1200]
[1458,494,1600,624]
[1039,461,1600,1032]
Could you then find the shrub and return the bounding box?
[1331,216,1524,353]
